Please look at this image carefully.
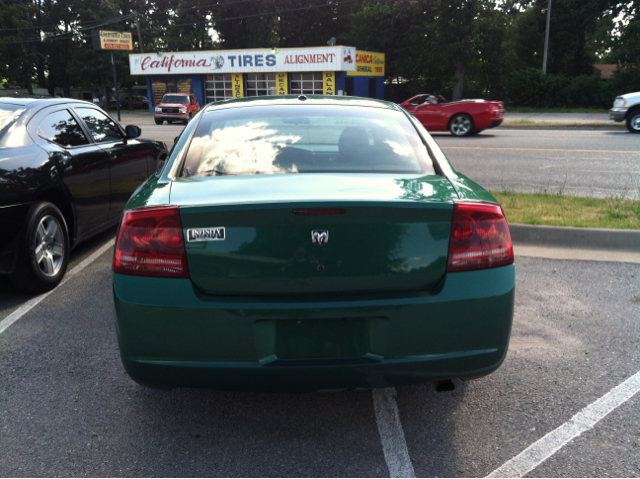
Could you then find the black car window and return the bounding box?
[0,103,27,147]
[37,109,89,147]
[76,108,123,143]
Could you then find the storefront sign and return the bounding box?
[347,51,385,77]
[232,74,244,98]
[177,79,192,93]
[129,47,357,75]
[323,72,335,95]
[277,73,288,95]
[92,30,132,51]
[151,81,167,106]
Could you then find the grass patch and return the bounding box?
[506,119,536,125]
[504,107,608,114]
[491,191,640,230]
[502,123,624,129]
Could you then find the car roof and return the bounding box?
[0,97,96,108]
[203,95,398,112]
[0,97,49,106]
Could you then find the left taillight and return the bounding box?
[447,202,514,273]
[114,206,189,278]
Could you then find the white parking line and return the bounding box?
[0,240,114,336]
[488,370,640,478]
[372,387,416,478]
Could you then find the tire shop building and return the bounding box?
[128,46,385,111]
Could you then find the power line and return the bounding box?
[0,16,131,44]
[168,0,360,28]
[0,0,359,45]
[0,13,132,33]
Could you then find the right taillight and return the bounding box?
[447,202,514,272]
[114,206,189,278]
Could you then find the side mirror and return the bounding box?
[125,125,141,139]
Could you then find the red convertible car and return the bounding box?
[399,94,504,136]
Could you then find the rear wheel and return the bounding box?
[154,118,163,125]
[449,114,474,136]
[10,202,70,292]
[626,111,640,133]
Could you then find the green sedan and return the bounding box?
[112,95,515,391]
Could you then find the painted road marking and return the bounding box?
[538,166,640,173]
[373,387,416,478]
[441,147,637,154]
[487,370,640,478]
[0,240,114,336]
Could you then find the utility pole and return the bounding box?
[133,12,144,53]
[111,51,121,121]
[542,0,552,74]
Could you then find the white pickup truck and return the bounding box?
[609,92,640,133]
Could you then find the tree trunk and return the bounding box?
[24,62,34,95]
[37,57,46,89]
[101,81,108,109]
[452,59,466,101]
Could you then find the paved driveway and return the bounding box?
[1,233,638,477]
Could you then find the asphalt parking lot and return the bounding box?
[1,126,639,477]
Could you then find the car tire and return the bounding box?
[155,119,163,125]
[449,114,474,136]
[626,111,640,133]
[185,113,193,124]
[10,202,70,293]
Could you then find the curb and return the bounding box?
[509,223,640,252]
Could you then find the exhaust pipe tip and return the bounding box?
[435,379,455,392]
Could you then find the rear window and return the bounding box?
[181,105,436,177]
[0,103,26,145]
[161,95,190,105]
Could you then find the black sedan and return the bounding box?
[0,97,167,292]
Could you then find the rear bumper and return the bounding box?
[0,203,30,274]
[609,108,628,122]
[473,111,504,130]
[113,265,515,390]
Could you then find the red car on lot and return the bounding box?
[154,93,200,125]
[399,94,504,136]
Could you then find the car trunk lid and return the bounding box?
[171,174,457,296]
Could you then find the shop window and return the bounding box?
[205,74,233,103]
[289,72,323,95]
[246,73,276,96]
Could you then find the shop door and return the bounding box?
[345,77,354,96]
[368,78,377,98]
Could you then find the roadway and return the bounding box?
[1,125,639,477]
[434,128,639,199]
[135,121,640,199]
